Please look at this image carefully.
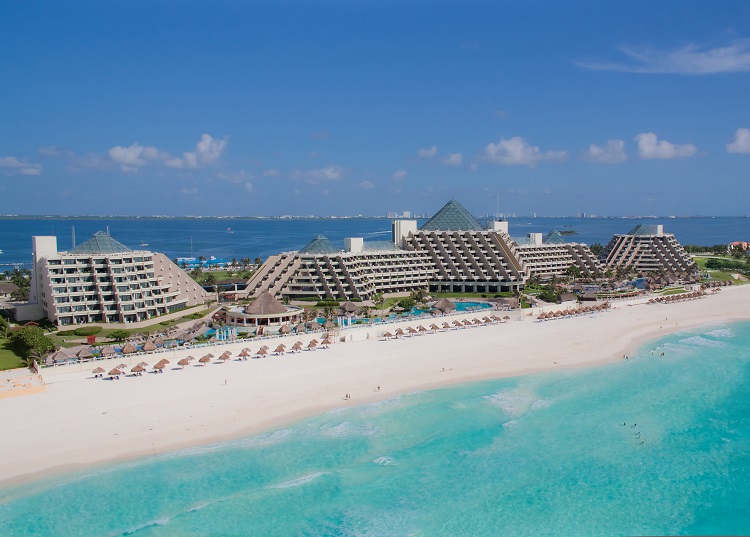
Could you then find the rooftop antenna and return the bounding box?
[106,226,110,235]
[496,194,499,220]
[72,225,76,248]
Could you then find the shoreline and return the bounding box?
[2,286,749,490]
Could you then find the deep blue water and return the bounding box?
[1,322,749,536]
[2,216,749,271]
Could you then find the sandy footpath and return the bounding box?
[2,286,749,488]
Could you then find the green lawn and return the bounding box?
[0,340,24,370]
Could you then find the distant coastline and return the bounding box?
[1,215,748,220]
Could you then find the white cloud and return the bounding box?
[727,128,750,154]
[262,169,281,176]
[179,187,198,195]
[577,39,750,75]
[483,136,567,166]
[108,143,164,169]
[392,169,408,181]
[442,153,463,166]
[166,134,228,169]
[358,180,375,189]
[38,146,63,157]
[0,156,43,176]
[635,132,697,159]
[585,139,627,163]
[244,182,254,193]
[417,146,437,158]
[291,165,345,184]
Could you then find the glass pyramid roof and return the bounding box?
[299,235,339,254]
[628,224,661,236]
[543,230,567,244]
[69,231,133,254]
[420,200,482,231]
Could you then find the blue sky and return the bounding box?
[1,0,749,217]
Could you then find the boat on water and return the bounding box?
[0,249,3,254]
[139,241,148,247]
[226,227,234,234]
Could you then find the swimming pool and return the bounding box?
[454,301,492,311]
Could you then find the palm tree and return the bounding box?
[372,292,385,314]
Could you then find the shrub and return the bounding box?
[57,330,76,336]
[74,327,103,336]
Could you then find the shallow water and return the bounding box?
[2,322,750,536]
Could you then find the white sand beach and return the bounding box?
[2,286,749,487]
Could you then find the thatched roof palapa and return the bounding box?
[433,298,456,313]
[244,290,287,316]
[340,301,358,313]
[142,340,157,352]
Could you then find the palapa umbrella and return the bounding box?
[433,298,456,313]
[320,338,332,347]
[142,340,157,352]
[452,320,463,327]
[92,366,105,375]
[160,358,171,365]
[138,361,149,368]
[294,323,306,333]
[462,319,472,326]
[394,328,404,336]
[307,340,318,349]
[153,363,165,371]
[274,344,286,354]
[131,364,144,373]
[108,368,122,376]
[429,323,440,331]
[324,320,335,330]
[219,351,232,361]
[503,315,511,322]
[382,331,393,339]
[154,337,166,347]
[442,322,451,329]
[257,347,268,356]
[291,341,303,352]
[199,355,212,365]
[99,345,116,357]
[238,348,250,358]
[279,324,291,334]
[177,358,190,368]
[407,327,418,334]
[77,347,93,360]
[116,363,127,371]
[121,342,137,355]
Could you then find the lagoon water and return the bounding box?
[2,216,750,271]
[1,321,749,536]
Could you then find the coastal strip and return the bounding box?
[1,285,749,488]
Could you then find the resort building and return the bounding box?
[600,224,697,274]
[514,230,603,280]
[396,201,527,293]
[243,201,696,302]
[14,232,210,325]
[245,235,434,301]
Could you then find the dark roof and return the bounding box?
[433,297,457,312]
[69,231,133,255]
[420,200,483,231]
[0,282,19,293]
[299,235,338,255]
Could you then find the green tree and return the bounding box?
[589,243,603,256]
[397,298,416,311]
[204,273,217,286]
[372,292,385,313]
[109,329,130,342]
[409,288,428,305]
[11,326,55,359]
[254,257,263,266]
[566,264,582,282]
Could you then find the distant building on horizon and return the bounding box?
[14,231,209,326]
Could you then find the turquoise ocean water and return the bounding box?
[2,321,750,536]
